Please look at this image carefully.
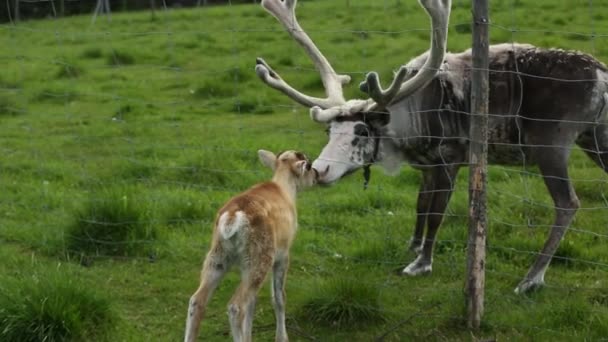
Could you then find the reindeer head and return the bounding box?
[255,0,451,184]
[258,149,322,189]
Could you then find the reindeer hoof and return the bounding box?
[514,278,545,295]
[401,257,432,276]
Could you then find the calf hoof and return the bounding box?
[401,257,432,276]
[514,278,545,295]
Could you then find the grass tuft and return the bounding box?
[113,104,134,121]
[56,63,84,79]
[551,240,583,268]
[0,270,117,342]
[299,278,385,328]
[351,239,406,264]
[65,188,156,259]
[454,23,472,34]
[81,47,104,59]
[222,67,251,83]
[542,299,593,329]
[0,94,23,116]
[107,50,136,66]
[231,98,274,114]
[192,80,234,99]
[162,191,217,227]
[34,87,79,104]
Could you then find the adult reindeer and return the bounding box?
[254,0,608,294]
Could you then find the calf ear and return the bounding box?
[294,160,308,176]
[258,150,277,170]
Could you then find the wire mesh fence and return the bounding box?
[1,0,607,340]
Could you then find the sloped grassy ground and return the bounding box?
[1,0,607,340]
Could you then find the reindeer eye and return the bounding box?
[354,124,369,137]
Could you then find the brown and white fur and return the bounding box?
[184,150,319,342]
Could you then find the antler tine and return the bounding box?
[309,99,375,123]
[359,68,408,107]
[256,58,331,108]
[361,0,451,108]
[256,0,351,109]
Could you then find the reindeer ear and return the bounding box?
[258,150,277,170]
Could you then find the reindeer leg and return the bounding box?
[403,166,458,276]
[184,254,228,342]
[515,148,580,294]
[409,170,434,254]
[576,124,608,173]
[271,254,289,342]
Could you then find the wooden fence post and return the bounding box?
[14,0,20,22]
[466,0,489,330]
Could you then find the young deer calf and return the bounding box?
[184,150,321,342]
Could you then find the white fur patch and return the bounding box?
[402,255,432,276]
[592,70,608,123]
[218,211,248,240]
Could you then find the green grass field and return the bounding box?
[1,0,607,340]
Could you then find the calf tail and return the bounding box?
[218,211,248,240]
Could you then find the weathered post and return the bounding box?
[466,0,489,330]
[14,0,20,22]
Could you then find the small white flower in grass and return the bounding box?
[189,89,195,94]
[333,253,342,259]
[387,211,394,216]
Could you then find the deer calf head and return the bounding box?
[258,149,324,189]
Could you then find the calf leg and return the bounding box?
[515,148,580,294]
[184,253,228,342]
[403,166,459,276]
[228,251,273,342]
[271,254,289,342]
[409,170,434,254]
[228,275,267,342]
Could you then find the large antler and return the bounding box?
[360,0,452,108]
[255,0,351,109]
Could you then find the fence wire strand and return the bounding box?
[1,0,608,340]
